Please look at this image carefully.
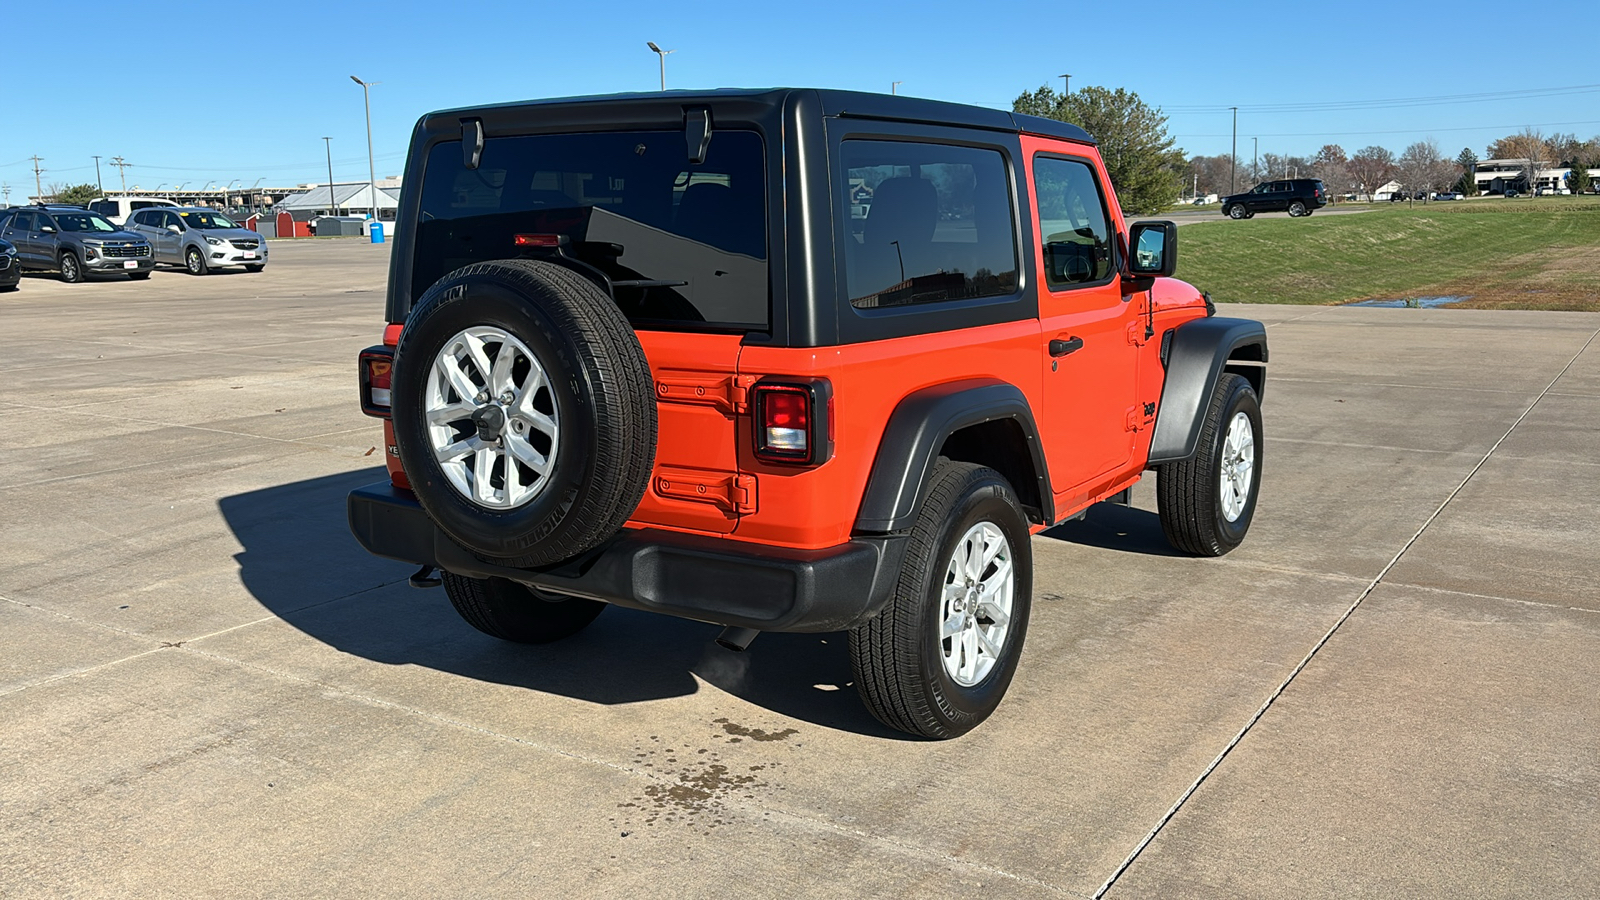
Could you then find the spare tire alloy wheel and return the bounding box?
[391,260,656,568]
[426,325,559,509]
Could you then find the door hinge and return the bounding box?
[654,373,757,415]
[1126,402,1156,432]
[1126,322,1150,346]
[654,468,757,515]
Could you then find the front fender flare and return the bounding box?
[1147,317,1268,465]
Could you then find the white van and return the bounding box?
[87,196,179,226]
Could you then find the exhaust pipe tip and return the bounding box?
[715,626,759,653]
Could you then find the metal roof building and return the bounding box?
[273,182,401,220]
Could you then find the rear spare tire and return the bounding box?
[391,260,657,567]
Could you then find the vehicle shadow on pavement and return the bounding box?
[218,467,906,739]
[1040,501,1185,557]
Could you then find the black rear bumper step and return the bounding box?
[347,482,906,633]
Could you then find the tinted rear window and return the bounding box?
[414,130,769,331]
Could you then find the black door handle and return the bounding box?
[1050,336,1084,357]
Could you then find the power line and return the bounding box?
[1174,118,1600,140]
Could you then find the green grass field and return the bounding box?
[1173,195,1600,310]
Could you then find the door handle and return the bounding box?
[1049,336,1084,357]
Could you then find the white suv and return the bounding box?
[87,196,178,226]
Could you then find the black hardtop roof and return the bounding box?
[426,87,1096,145]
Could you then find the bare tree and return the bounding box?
[1348,145,1397,200]
[1312,144,1350,196]
[1506,129,1553,192]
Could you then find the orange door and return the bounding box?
[1025,144,1143,503]
[628,331,752,535]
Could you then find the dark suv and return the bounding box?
[0,205,154,282]
[1221,178,1327,219]
[346,89,1269,739]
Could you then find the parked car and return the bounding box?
[1504,189,1521,198]
[125,207,267,274]
[0,205,154,282]
[345,88,1269,739]
[1220,178,1327,218]
[0,237,19,292]
[87,196,179,226]
[1433,192,1462,201]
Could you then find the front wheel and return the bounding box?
[442,572,605,643]
[244,264,265,273]
[59,252,83,283]
[1227,205,1247,220]
[128,271,151,281]
[1288,200,1308,217]
[849,460,1033,740]
[1157,373,1263,556]
[185,246,209,275]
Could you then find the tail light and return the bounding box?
[752,379,833,466]
[359,346,395,418]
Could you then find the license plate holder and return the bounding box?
[123,260,138,269]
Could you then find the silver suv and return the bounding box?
[0,206,155,282]
[125,207,267,275]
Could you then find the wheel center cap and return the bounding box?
[472,404,506,442]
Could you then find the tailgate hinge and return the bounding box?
[655,468,758,515]
[655,373,758,415]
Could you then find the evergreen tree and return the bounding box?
[1455,148,1479,196]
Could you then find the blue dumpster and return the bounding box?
[370,221,385,244]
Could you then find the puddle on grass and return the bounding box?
[1348,295,1469,308]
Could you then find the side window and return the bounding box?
[1033,155,1113,288]
[841,140,1018,309]
[131,201,157,211]
[8,212,33,231]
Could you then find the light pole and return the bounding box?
[1229,107,1238,194]
[225,179,239,210]
[1059,73,1071,95]
[1253,137,1259,185]
[891,81,903,95]
[351,76,381,225]
[647,41,675,91]
[323,137,336,216]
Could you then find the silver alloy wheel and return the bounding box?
[938,521,1015,687]
[425,325,559,510]
[1219,411,1255,522]
[60,254,78,281]
[186,248,202,274]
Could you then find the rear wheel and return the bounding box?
[1157,373,1263,556]
[58,252,83,283]
[185,246,209,275]
[849,460,1033,740]
[442,572,605,643]
[1288,200,1308,217]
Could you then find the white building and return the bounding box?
[274,181,402,221]
[1474,158,1600,194]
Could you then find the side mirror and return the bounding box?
[40,225,56,234]
[167,224,181,233]
[1126,221,1177,278]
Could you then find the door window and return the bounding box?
[840,140,1018,309]
[1033,156,1114,288]
[8,212,35,232]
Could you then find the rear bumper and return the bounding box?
[347,482,907,633]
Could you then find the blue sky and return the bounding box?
[2,0,1595,198]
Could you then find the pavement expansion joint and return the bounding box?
[1092,322,1600,899]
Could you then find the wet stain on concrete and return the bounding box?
[713,717,798,742]
[613,718,799,833]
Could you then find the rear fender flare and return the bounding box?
[1148,317,1268,465]
[854,379,1052,533]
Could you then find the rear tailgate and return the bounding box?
[629,331,750,534]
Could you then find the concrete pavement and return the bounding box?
[1,243,1596,898]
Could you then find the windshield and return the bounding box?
[54,212,118,233]
[178,211,238,230]
[414,129,769,331]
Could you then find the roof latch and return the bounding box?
[685,108,712,165]
[462,118,484,170]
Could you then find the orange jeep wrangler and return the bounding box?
[349,89,1267,739]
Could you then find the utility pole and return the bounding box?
[2,183,10,206]
[1253,137,1258,185]
[92,156,105,196]
[646,42,675,91]
[1059,73,1071,95]
[891,81,903,95]
[351,76,381,225]
[1229,107,1238,195]
[109,156,131,195]
[30,156,45,202]
[323,138,336,216]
